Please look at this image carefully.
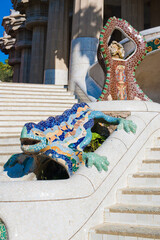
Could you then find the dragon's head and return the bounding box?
[20,122,48,154]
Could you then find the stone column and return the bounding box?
[29,25,46,83]
[151,0,160,27]
[13,63,20,82]
[44,0,69,85]
[8,48,21,82]
[121,0,144,31]
[69,0,104,98]
[25,1,48,84]
[15,27,32,83]
[19,48,31,83]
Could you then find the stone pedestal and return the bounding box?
[121,0,144,31]
[69,0,104,96]
[151,0,160,27]
[44,0,69,85]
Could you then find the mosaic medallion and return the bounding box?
[98,16,151,101]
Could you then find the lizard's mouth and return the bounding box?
[21,138,41,146]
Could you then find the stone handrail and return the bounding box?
[0,101,160,239]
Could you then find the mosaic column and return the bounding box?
[151,0,160,27]
[44,0,69,85]
[69,0,104,98]
[25,1,48,84]
[121,0,144,31]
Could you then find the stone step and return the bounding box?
[0,102,75,107]
[127,173,160,188]
[0,144,21,154]
[0,136,20,145]
[139,161,160,172]
[145,148,160,160]
[89,232,154,240]
[0,120,39,126]
[0,94,75,100]
[91,222,160,239]
[104,204,160,227]
[0,98,78,104]
[0,90,72,96]
[143,159,160,164]
[0,126,22,133]
[0,111,63,116]
[117,188,160,206]
[0,106,70,111]
[0,82,65,89]
[0,116,49,121]
[0,86,67,92]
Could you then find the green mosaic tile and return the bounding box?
[0,221,8,240]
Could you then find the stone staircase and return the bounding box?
[89,136,160,240]
[0,82,78,169]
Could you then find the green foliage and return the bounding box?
[0,59,13,82]
[84,132,106,152]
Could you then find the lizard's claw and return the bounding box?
[118,119,137,134]
[82,152,109,172]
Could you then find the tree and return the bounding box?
[0,60,13,82]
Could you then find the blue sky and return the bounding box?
[0,1,13,63]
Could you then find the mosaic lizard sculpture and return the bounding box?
[4,103,136,178]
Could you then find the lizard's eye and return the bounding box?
[33,131,45,137]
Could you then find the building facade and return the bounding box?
[0,0,160,88]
